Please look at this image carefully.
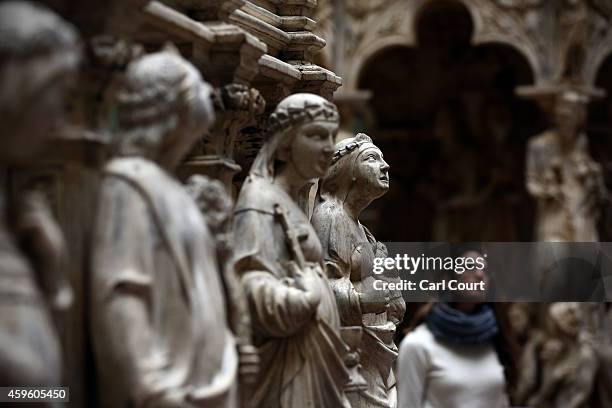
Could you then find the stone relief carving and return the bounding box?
[0,1,80,389]
[90,50,239,407]
[312,133,406,408]
[231,93,354,407]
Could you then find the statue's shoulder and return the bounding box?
[312,199,356,243]
[104,157,166,184]
[312,199,345,225]
[101,157,180,207]
[234,176,280,215]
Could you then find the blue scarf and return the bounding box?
[425,303,498,345]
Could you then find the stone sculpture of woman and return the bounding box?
[0,1,80,388]
[91,49,238,407]
[526,90,605,242]
[232,93,352,407]
[312,133,406,408]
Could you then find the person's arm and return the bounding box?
[397,331,430,408]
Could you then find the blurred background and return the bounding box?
[314,0,612,244]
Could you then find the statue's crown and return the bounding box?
[331,133,373,164]
[268,99,339,133]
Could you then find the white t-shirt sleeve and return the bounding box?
[397,329,431,408]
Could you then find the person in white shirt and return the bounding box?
[397,246,516,408]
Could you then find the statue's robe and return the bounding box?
[91,157,237,407]
[312,200,405,408]
[0,219,61,388]
[232,176,351,408]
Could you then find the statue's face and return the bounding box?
[353,147,390,199]
[289,120,336,179]
[550,302,582,337]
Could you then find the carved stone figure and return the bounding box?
[525,302,598,408]
[231,93,353,407]
[312,133,407,408]
[91,50,238,407]
[0,1,80,388]
[526,90,605,242]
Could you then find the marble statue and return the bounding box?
[312,133,406,408]
[524,302,598,408]
[91,50,238,407]
[526,90,605,242]
[0,1,80,388]
[231,93,353,408]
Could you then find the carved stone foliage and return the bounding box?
[181,83,265,190]
[208,84,266,159]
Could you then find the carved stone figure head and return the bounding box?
[250,93,338,181]
[114,48,214,170]
[549,302,583,338]
[554,91,587,142]
[0,1,80,164]
[185,174,233,234]
[319,133,389,204]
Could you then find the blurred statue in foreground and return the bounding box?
[526,91,605,242]
[312,133,406,408]
[232,93,353,407]
[91,50,238,407]
[0,1,80,388]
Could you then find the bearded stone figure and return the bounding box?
[91,50,238,407]
[312,133,406,408]
[232,93,353,407]
[0,1,80,389]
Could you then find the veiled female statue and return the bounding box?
[0,1,80,388]
[232,93,352,408]
[312,133,406,408]
[91,50,238,407]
